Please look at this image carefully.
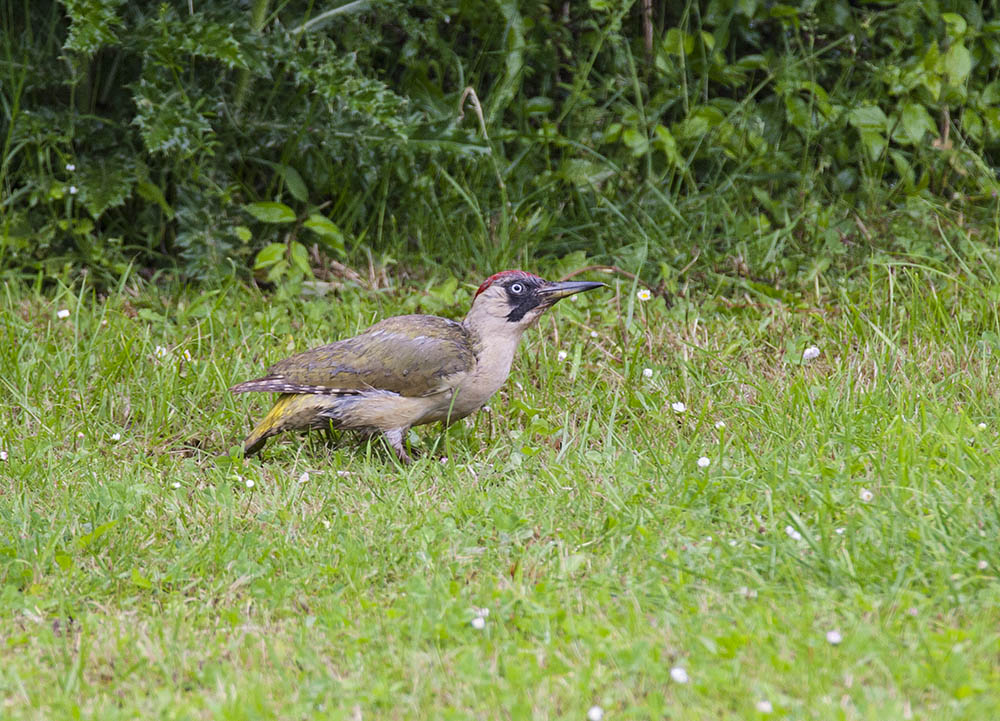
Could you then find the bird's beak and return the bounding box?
[537,280,606,304]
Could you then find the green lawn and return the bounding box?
[2,258,1000,719]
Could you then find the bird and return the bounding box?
[230,270,604,463]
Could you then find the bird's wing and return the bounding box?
[231,315,475,397]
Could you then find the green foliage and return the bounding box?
[1,1,998,285]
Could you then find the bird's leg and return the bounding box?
[383,428,412,465]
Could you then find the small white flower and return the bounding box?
[57,309,70,319]
[0,450,7,461]
[77,432,85,439]
[728,539,737,547]
[802,346,820,361]
[482,405,491,413]
[825,629,843,645]
[472,606,490,618]
[714,420,726,430]
[471,616,486,630]
[642,368,653,378]
[439,456,449,465]
[671,401,687,413]
[182,349,193,362]
[557,350,568,362]
[906,607,919,617]
[859,487,873,502]
[785,525,802,541]
[110,432,121,441]
[298,471,310,483]
[154,345,168,358]
[587,706,604,721]
[65,163,76,171]
[68,185,78,195]
[171,481,181,489]
[697,456,711,468]
[738,586,758,599]
[244,478,254,489]
[636,288,652,301]
[977,560,988,571]
[835,527,846,535]
[100,318,108,326]
[978,422,987,430]
[755,699,773,714]
[590,330,598,338]
[669,667,689,684]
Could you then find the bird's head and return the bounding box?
[466,270,605,332]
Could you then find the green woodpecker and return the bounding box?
[230,270,604,462]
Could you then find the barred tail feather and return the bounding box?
[230,376,360,395]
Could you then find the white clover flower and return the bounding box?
[978,422,987,430]
[171,481,181,489]
[835,527,846,535]
[697,456,711,468]
[65,163,76,171]
[977,560,988,571]
[825,629,843,645]
[0,450,7,461]
[859,487,873,502]
[557,350,568,362]
[439,456,449,465]
[714,420,726,430]
[636,288,652,301]
[669,667,689,684]
[110,432,121,441]
[802,346,820,361]
[244,478,254,489]
[77,432,85,439]
[671,401,687,413]
[100,318,108,326]
[755,699,773,714]
[642,368,653,378]
[785,525,802,541]
[481,405,491,413]
[590,330,598,338]
[68,185,78,195]
[587,706,604,721]
[471,616,486,630]
[154,345,168,358]
[57,309,70,319]
[298,471,310,483]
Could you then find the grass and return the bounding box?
[2,252,1000,720]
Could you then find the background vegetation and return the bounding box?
[2,0,999,289]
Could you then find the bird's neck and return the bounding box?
[461,309,529,382]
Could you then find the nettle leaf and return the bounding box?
[245,202,296,224]
[62,0,125,55]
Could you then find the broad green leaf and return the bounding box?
[234,226,252,243]
[245,202,295,224]
[253,243,286,269]
[653,125,684,169]
[289,241,313,276]
[847,105,888,131]
[622,127,649,157]
[900,102,935,145]
[663,28,694,56]
[131,567,153,589]
[77,520,119,551]
[941,13,967,39]
[256,160,309,203]
[942,43,972,86]
[304,214,346,255]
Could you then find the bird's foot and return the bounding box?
[383,428,413,465]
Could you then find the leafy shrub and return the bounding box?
[0,1,996,286]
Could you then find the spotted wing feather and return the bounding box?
[231,315,475,398]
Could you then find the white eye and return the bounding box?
[509,283,524,294]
